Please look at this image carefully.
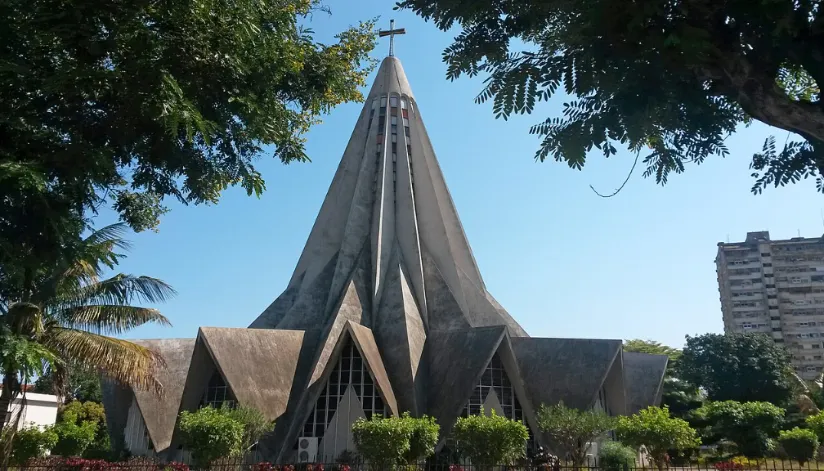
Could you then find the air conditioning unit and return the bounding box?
[297,437,318,463]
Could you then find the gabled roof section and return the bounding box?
[130,339,194,453]
[426,326,506,436]
[511,338,622,410]
[199,327,306,421]
[623,351,669,414]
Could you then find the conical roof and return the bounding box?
[250,56,527,339]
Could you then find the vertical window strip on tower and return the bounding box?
[374,96,387,192]
[390,95,398,188]
[301,337,389,440]
[401,97,413,185]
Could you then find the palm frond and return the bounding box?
[60,305,171,335]
[55,274,177,309]
[34,224,133,305]
[45,327,166,395]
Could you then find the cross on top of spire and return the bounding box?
[378,19,406,57]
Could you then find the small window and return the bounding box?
[390,96,399,107]
[392,153,397,162]
[391,116,398,125]
[401,98,408,109]
[392,134,397,143]
[380,97,387,107]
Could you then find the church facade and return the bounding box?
[102,55,668,464]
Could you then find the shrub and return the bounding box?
[52,420,99,457]
[805,411,824,442]
[351,415,410,471]
[452,409,529,469]
[778,427,819,465]
[221,406,273,452]
[52,401,109,457]
[537,402,617,468]
[597,441,636,471]
[10,425,59,465]
[616,406,701,471]
[402,413,439,464]
[693,401,784,458]
[178,406,244,468]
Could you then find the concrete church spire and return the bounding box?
[250,54,528,338]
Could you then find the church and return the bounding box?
[102,43,669,464]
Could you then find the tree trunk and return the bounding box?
[706,55,824,146]
[0,376,15,471]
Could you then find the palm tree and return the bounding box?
[0,223,173,429]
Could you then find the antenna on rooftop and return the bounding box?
[726,234,730,243]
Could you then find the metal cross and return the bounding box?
[378,19,406,57]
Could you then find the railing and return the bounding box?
[12,458,824,471]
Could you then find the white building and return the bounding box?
[4,392,60,430]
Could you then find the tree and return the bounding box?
[34,366,102,403]
[0,0,377,277]
[692,401,785,457]
[398,0,824,193]
[178,406,245,468]
[452,410,529,469]
[778,427,819,465]
[0,223,173,429]
[352,415,412,471]
[536,402,617,468]
[616,406,701,471]
[679,334,795,405]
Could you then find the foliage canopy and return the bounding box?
[452,410,529,468]
[178,406,246,468]
[692,400,785,458]
[778,427,819,465]
[398,0,823,192]
[0,0,377,283]
[679,334,795,405]
[352,415,412,471]
[616,406,701,471]
[536,402,616,467]
[10,425,59,465]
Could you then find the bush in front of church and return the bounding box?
[452,409,529,469]
[178,406,245,468]
[352,413,439,469]
[402,413,440,464]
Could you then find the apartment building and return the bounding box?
[717,231,824,379]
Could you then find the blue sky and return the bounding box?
[101,0,823,348]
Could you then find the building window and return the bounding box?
[302,337,388,440]
[202,370,236,409]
